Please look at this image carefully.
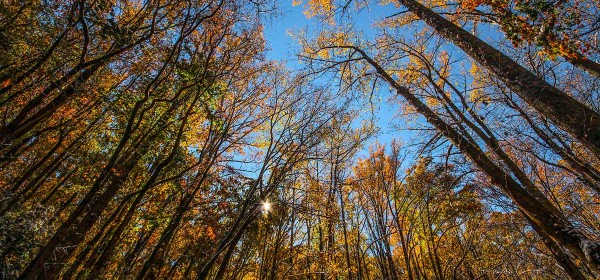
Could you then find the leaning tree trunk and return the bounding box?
[346,45,600,275]
[396,0,600,159]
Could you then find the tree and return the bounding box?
[460,0,600,77]
[2,0,599,278]
[295,0,600,276]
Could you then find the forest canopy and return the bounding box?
[0,0,599,279]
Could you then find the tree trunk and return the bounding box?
[349,46,600,273]
[396,0,600,159]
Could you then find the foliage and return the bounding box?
[0,0,599,279]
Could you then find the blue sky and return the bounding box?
[263,1,308,64]
[262,1,412,157]
[263,1,398,64]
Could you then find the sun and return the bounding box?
[262,201,271,212]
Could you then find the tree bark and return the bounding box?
[347,45,600,273]
[396,0,600,159]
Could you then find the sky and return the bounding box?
[262,1,309,64]
[262,1,413,157]
[263,1,397,64]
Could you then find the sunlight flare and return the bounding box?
[262,200,271,212]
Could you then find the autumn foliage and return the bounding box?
[1,0,599,279]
